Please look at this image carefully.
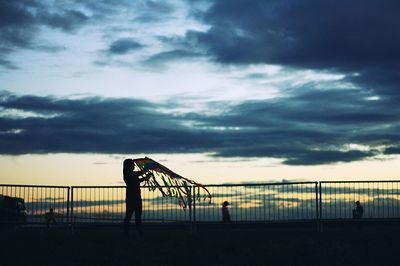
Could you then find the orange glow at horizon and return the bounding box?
[1,153,400,186]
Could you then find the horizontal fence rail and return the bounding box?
[1,181,400,228]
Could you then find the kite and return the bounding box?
[133,157,211,208]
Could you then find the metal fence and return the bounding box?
[0,184,70,225]
[70,186,191,224]
[193,182,318,222]
[319,181,400,219]
[1,181,400,227]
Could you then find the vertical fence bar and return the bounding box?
[188,186,192,233]
[70,187,74,230]
[319,182,322,220]
[66,187,70,226]
[315,182,319,220]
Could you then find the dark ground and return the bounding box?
[1,222,400,266]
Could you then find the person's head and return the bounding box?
[356,201,360,205]
[49,208,54,213]
[222,201,229,207]
[123,159,135,174]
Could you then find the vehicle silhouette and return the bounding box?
[0,195,27,226]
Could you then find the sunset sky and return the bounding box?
[1,0,400,185]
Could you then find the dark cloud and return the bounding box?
[215,146,377,166]
[284,150,376,166]
[186,0,400,98]
[0,58,18,70]
[76,0,176,24]
[0,0,37,28]
[145,1,175,13]
[191,0,400,65]
[384,146,400,155]
[0,92,219,155]
[133,1,176,23]
[182,85,400,164]
[1,89,400,165]
[0,0,36,49]
[38,9,89,32]
[134,14,171,24]
[143,49,203,67]
[108,38,144,54]
[0,0,89,69]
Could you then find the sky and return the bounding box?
[1,0,400,185]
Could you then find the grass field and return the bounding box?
[1,223,399,266]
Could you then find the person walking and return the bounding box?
[352,201,364,219]
[222,201,231,222]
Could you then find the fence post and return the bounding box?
[315,182,320,232]
[318,182,323,232]
[66,187,70,227]
[70,187,74,232]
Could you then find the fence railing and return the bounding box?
[193,182,318,222]
[1,181,400,227]
[70,186,191,224]
[0,185,70,225]
[319,181,400,219]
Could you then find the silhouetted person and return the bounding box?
[222,201,231,222]
[45,208,57,228]
[123,159,149,237]
[352,201,364,219]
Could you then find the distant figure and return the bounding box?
[45,208,57,228]
[123,159,150,237]
[222,201,231,222]
[352,201,364,219]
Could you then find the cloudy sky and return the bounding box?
[1,0,400,185]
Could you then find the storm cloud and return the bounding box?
[1,89,400,165]
[0,92,219,155]
[185,0,400,98]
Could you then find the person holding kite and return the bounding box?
[123,158,151,237]
[123,156,212,236]
[133,157,212,209]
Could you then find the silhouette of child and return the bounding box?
[45,208,57,228]
[222,201,231,222]
[352,201,364,219]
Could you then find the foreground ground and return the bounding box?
[1,223,400,266]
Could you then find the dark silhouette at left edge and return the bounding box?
[123,158,149,237]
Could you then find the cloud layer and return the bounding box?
[1,1,400,167]
[185,0,400,99]
[0,0,89,69]
[1,89,399,165]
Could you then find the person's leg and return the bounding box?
[134,202,143,236]
[123,207,134,236]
